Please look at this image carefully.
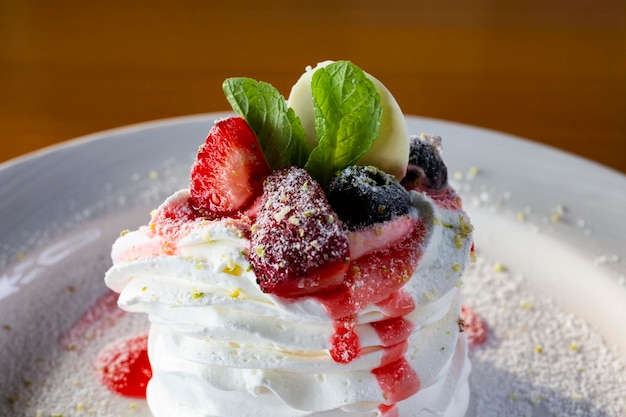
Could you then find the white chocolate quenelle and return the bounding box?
[287,60,410,181]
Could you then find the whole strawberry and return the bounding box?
[250,167,350,297]
[189,116,271,217]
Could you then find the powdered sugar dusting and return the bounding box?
[456,164,626,417]
[250,167,349,296]
[2,141,625,416]
[0,154,187,417]
[464,255,626,417]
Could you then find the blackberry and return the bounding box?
[401,134,448,190]
[325,165,410,230]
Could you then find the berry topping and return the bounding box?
[94,333,152,398]
[249,167,350,297]
[401,134,448,191]
[189,116,272,217]
[325,165,410,231]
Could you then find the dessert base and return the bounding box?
[144,333,470,417]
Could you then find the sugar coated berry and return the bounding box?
[325,165,410,230]
[249,167,350,297]
[401,134,448,191]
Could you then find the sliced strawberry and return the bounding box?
[94,333,152,398]
[189,116,271,217]
[249,167,350,297]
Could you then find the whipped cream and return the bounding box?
[105,184,473,417]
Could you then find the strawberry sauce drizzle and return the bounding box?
[95,333,152,398]
[117,191,257,264]
[329,317,361,364]
[370,317,415,348]
[378,403,400,417]
[313,216,426,412]
[372,358,421,404]
[370,319,419,405]
[317,217,423,368]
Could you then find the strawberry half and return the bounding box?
[190,116,271,217]
[250,167,350,297]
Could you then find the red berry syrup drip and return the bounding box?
[329,317,361,364]
[461,306,488,348]
[95,333,152,398]
[370,316,419,412]
[320,217,424,411]
[372,358,421,405]
[370,317,415,348]
[378,403,400,417]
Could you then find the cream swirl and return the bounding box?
[105,184,473,417]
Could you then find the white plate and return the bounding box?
[1,114,624,417]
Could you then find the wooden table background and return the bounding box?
[1,1,625,173]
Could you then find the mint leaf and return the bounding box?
[223,77,310,169]
[304,61,382,185]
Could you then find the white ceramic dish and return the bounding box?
[1,114,624,416]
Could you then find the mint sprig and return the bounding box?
[304,61,382,185]
[223,77,310,169]
[222,61,382,185]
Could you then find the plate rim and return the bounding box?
[1,112,625,417]
[2,113,624,179]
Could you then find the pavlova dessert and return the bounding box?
[104,60,474,417]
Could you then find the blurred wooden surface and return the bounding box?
[1,0,625,173]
